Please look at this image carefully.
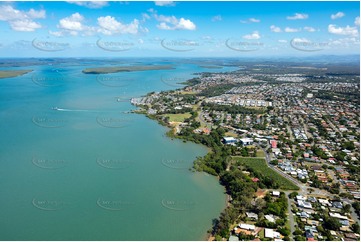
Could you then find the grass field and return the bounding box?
[233,157,299,190]
[163,113,191,122]
[224,132,238,137]
[256,149,266,157]
[0,70,32,79]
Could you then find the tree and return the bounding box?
[288,191,298,199]
[270,159,278,165]
[324,217,341,230]
[342,204,351,214]
[352,222,360,234]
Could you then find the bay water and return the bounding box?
[0,59,235,240]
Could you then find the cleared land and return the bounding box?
[163,113,191,122]
[233,157,299,190]
[82,65,174,74]
[0,70,32,79]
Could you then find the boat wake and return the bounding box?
[52,107,131,114]
[53,107,90,112]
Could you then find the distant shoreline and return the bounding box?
[0,70,32,79]
[82,65,174,74]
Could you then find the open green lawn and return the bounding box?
[163,113,191,122]
[224,132,238,138]
[233,157,299,190]
[258,228,265,239]
[256,149,266,157]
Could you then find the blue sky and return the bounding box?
[0,1,359,57]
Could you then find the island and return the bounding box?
[82,65,174,74]
[0,70,32,79]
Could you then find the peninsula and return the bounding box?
[131,61,360,241]
[0,70,32,79]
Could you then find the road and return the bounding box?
[285,191,296,240]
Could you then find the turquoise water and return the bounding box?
[0,60,236,240]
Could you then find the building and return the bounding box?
[239,223,255,231]
[270,140,277,148]
[265,228,281,239]
[223,137,237,145]
[239,138,253,146]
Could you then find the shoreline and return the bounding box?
[132,105,228,242]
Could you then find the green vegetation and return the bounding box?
[202,102,265,114]
[256,149,265,157]
[163,113,191,122]
[233,157,299,190]
[82,65,173,74]
[198,84,236,97]
[0,70,32,79]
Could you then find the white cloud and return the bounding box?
[27,9,46,19]
[243,31,260,40]
[304,26,316,32]
[292,38,311,43]
[51,13,141,36]
[328,24,358,37]
[66,1,108,9]
[331,12,345,20]
[329,37,359,47]
[270,25,282,33]
[278,39,288,43]
[249,18,260,23]
[212,15,222,22]
[240,18,260,24]
[287,13,308,20]
[355,16,360,26]
[0,5,45,31]
[285,27,300,33]
[141,13,151,22]
[154,1,175,6]
[58,12,84,31]
[154,14,178,25]
[177,18,196,30]
[10,19,42,32]
[97,16,140,35]
[154,13,196,30]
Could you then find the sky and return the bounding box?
[0,1,359,57]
